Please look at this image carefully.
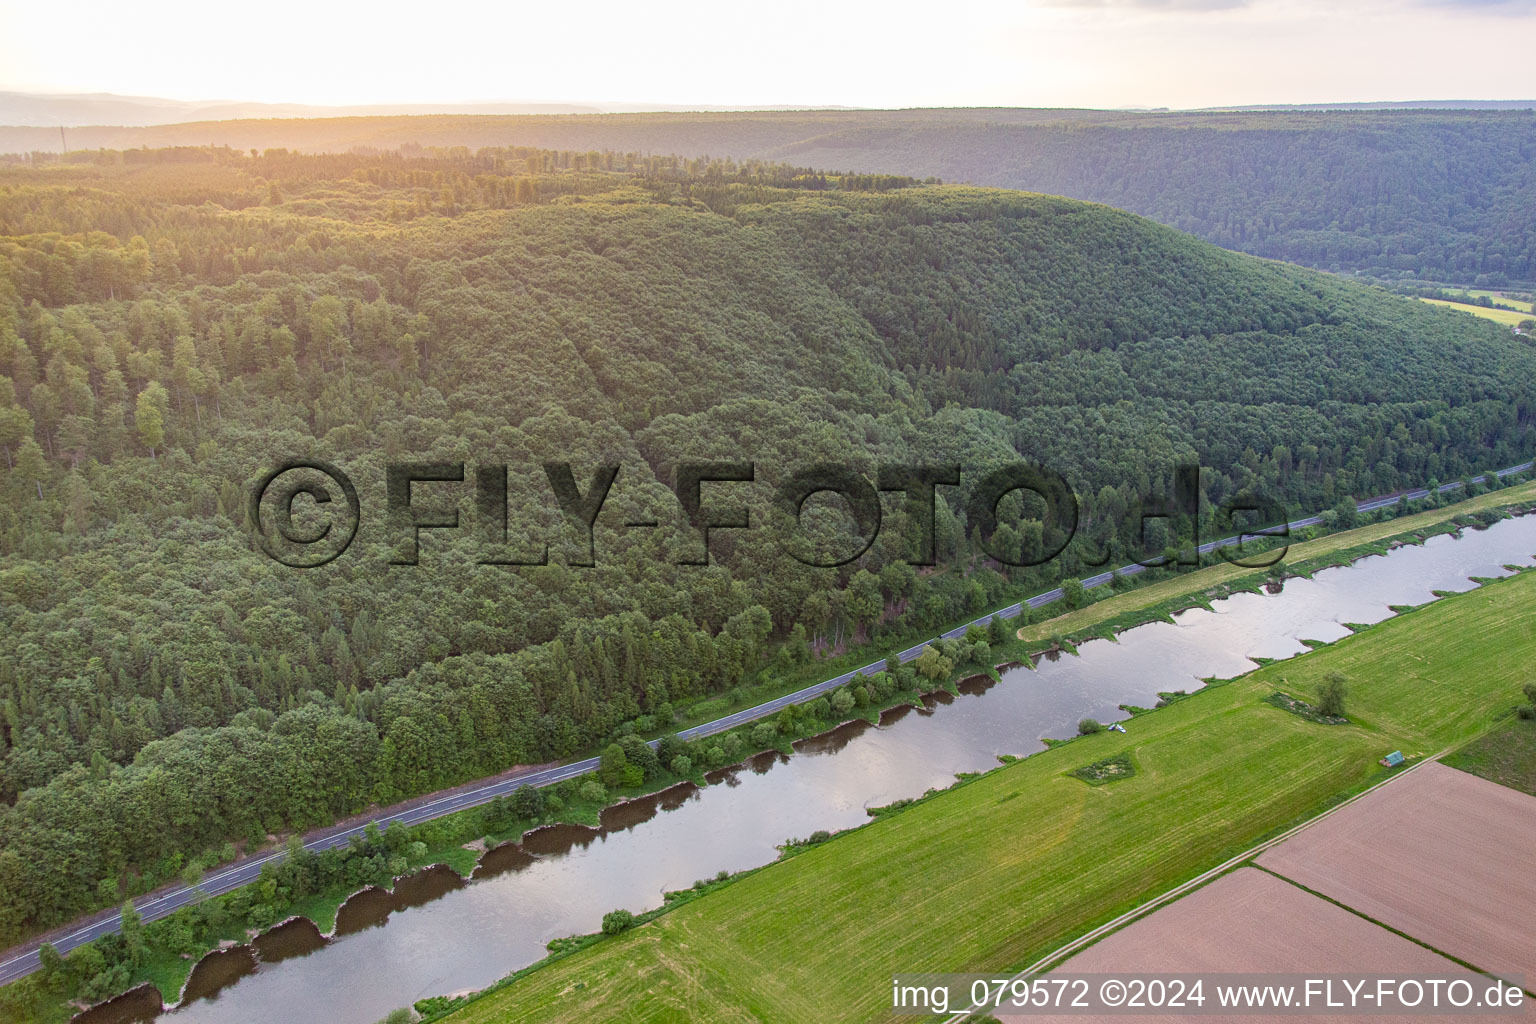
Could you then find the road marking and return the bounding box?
[3,464,1526,980]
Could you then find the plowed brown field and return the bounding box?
[1257,762,1536,982]
[1004,867,1528,1024]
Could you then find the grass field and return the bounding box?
[439,560,1536,1023]
[1420,297,1532,327]
[1017,476,1536,645]
[1444,715,1536,797]
[1454,289,1532,308]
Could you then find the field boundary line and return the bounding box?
[942,750,1449,1023]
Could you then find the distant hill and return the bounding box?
[0,91,860,128]
[1202,100,1536,111]
[0,92,603,126]
[3,106,1534,284]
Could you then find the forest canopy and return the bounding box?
[0,144,1532,943]
[7,107,1535,283]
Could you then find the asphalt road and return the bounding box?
[1,462,1527,986]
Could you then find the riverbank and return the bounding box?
[1018,476,1536,647]
[430,545,1536,1022]
[7,473,1534,1023]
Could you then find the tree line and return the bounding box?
[0,144,1533,944]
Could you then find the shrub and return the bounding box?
[1077,718,1103,735]
[830,687,856,714]
[1318,672,1348,718]
[870,672,894,701]
[655,733,685,764]
[1517,705,1535,720]
[705,744,726,767]
[808,697,831,720]
[37,942,65,991]
[78,962,130,1003]
[578,779,606,804]
[670,755,692,776]
[601,909,636,935]
[405,841,427,860]
[618,734,661,780]
[750,721,777,748]
[598,743,629,787]
[510,784,545,819]
[913,645,953,681]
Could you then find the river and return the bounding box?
[154,514,1536,1024]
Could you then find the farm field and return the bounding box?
[1455,289,1532,308]
[1255,762,1536,983]
[439,565,1536,1024]
[1044,867,1460,974]
[1420,297,1532,326]
[1444,716,1536,796]
[1009,868,1524,1024]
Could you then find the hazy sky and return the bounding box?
[2,0,1534,109]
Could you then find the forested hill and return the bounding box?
[5,107,1536,284]
[0,146,1532,944]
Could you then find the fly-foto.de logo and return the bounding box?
[248,460,1289,571]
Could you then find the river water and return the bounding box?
[159,515,1536,1024]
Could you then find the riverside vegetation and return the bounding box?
[430,501,1536,1024]
[10,474,1528,1024]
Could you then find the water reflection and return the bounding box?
[331,887,393,937]
[518,823,601,858]
[470,842,535,881]
[792,719,872,756]
[167,515,1536,1024]
[252,918,327,964]
[176,948,257,1005]
[70,983,162,1024]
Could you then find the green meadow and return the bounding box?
[440,549,1536,1023]
[1444,715,1536,797]
[1420,297,1532,327]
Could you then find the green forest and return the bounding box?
[9,107,1535,283]
[0,143,1533,947]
